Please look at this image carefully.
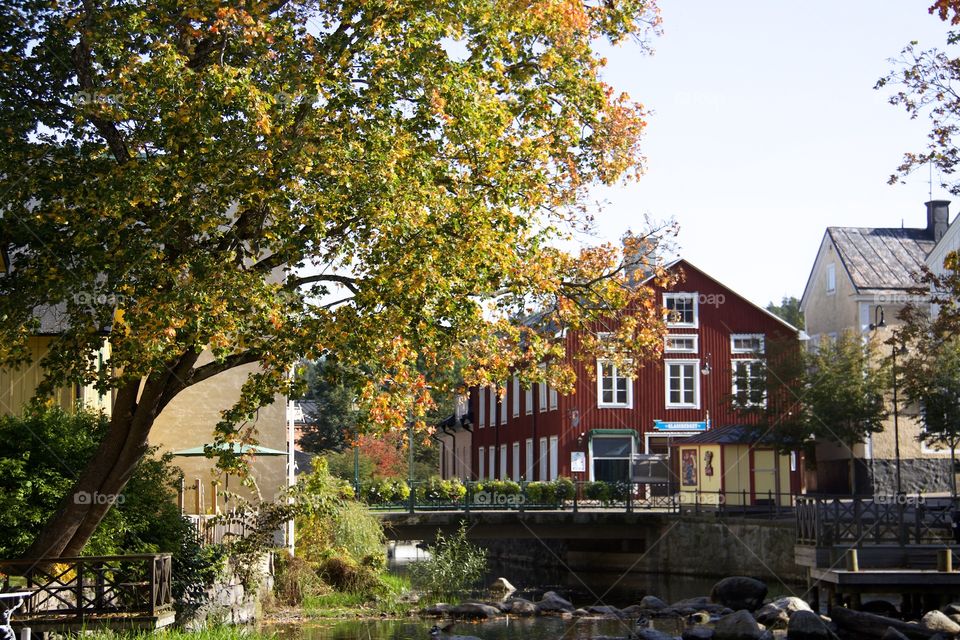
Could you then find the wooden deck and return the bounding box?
[0,554,175,632]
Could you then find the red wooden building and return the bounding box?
[437,259,800,487]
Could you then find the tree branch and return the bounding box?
[290,273,359,294]
[186,351,263,389]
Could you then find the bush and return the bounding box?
[273,553,328,605]
[318,555,381,595]
[416,477,466,502]
[360,477,410,504]
[553,476,575,501]
[409,522,486,599]
[584,481,611,502]
[477,479,521,496]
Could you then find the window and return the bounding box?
[539,438,548,481]
[499,444,508,479]
[731,333,765,354]
[488,446,495,480]
[597,360,632,408]
[826,263,836,294]
[512,376,520,417]
[478,450,485,480]
[664,293,698,328]
[666,360,699,408]
[549,385,558,410]
[489,384,496,427]
[548,436,559,480]
[538,363,547,412]
[512,442,521,482]
[499,382,507,425]
[732,359,766,407]
[525,438,534,480]
[665,335,698,353]
[478,387,486,428]
[525,385,533,415]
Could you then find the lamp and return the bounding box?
[701,353,712,376]
[869,306,886,331]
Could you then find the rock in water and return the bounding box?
[448,602,501,619]
[715,610,764,640]
[537,590,575,614]
[504,597,538,616]
[683,627,716,640]
[861,600,900,619]
[635,628,677,640]
[787,610,831,640]
[920,610,960,635]
[880,628,910,640]
[756,597,812,627]
[488,577,516,597]
[711,577,769,612]
[640,595,669,611]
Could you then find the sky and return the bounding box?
[578,1,956,309]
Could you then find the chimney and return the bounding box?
[926,200,951,242]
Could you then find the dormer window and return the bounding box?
[664,293,698,328]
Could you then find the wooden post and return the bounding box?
[177,478,185,514]
[938,548,953,572]
[845,548,859,572]
[194,478,202,515]
[148,556,157,618]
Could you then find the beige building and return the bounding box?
[436,394,473,480]
[800,200,954,494]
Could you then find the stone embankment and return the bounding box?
[422,575,960,640]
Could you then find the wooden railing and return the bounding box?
[0,554,172,620]
[187,513,253,546]
[796,496,956,546]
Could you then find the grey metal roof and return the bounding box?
[683,424,771,445]
[827,227,934,291]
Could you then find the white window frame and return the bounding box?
[478,387,486,428]
[512,376,520,417]
[478,450,485,480]
[731,333,765,354]
[538,363,547,412]
[731,359,767,408]
[499,382,507,425]
[525,385,533,415]
[525,438,534,480]
[826,263,836,294]
[539,437,548,481]
[489,384,496,428]
[665,335,699,353]
[548,436,559,480]
[665,359,700,409]
[597,360,633,408]
[499,444,508,479]
[512,442,521,482]
[488,446,495,480]
[549,385,558,411]
[664,292,699,328]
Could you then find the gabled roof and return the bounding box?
[827,226,933,292]
[647,258,800,334]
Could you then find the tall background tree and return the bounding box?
[765,296,804,329]
[0,0,670,558]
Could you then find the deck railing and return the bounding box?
[187,513,253,546]
[0,554,172,620]
[795,496,957,546]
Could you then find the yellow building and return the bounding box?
[677,424,799,508]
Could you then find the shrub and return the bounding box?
[318,555,381,594]
[273,553,327,606]
[584,481,611,502]
[361,477,410,504]
[479,480,520,496]
[554,476,575,501]
[416,477,466,502]
[409,522,486,599]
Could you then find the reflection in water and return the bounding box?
[269,616,668,640]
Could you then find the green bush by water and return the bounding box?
[408,522,486,600]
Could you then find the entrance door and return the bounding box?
[591,435,633,482]
[753,449,776,505]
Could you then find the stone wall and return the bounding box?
[181,554,274,630]
[868,457,954,495]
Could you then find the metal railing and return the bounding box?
[0,554,173,620]
[795,495,957,546]
[362,480,803,516]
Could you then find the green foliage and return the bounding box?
[294,459,386,579]
[765,296,804,329]
[409,522,487,600]
[360,477,410,505]
[272,553,329,606]
[416,477,467,503]
[171,527,228,619]
[0,406,192,557]
[297,359,360,454]
[583,481,612,502]
[524,477,574,504]
[553,476,576,500]
[476,479,521,495]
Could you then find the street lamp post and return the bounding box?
[870,305,905,497]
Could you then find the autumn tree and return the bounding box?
[0,0,670,558]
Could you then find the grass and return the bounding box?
[299,573,414,618]
[82,627,278,640]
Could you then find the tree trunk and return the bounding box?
[22,351,199,559]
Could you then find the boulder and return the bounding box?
[756,597,812,627]
[683,627,716,640]
[573,608,591,617]
[711,577,768,613]
[880,628,910,640]
[942,603,960,617]
[449,602,502,619]
[504,598,538,616]
[715,610,764,640]
[949,614,960,626]
[689,612,712,625]
[588,605,623,617]
[920,611,960,635]
[537,590,575,614]
[635,629,677,640]
[489,577,516,598]
[641,595,669,611]
[787,610,831,640]
[421,602,453,616]
[621,604,646,617]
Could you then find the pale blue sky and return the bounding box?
[582,1,955,308]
